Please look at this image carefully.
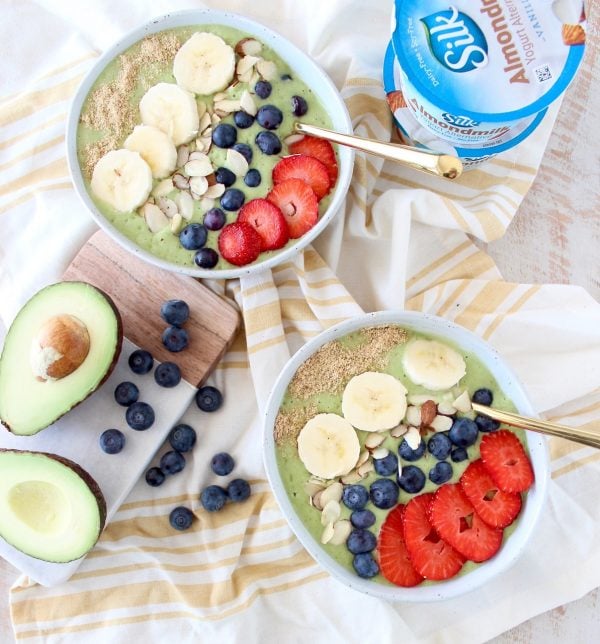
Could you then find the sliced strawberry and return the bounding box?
[429,484,503,563]
[480,430,535,493]
[460,460,522,528]
[402,493,464,580]
[237,198,289,251]
[288,136,338,186]
[267,179,318,239]
[272,154,331,200]
[377,505,424,587]
[217,221,262,267]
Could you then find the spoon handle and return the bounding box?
[472,402,600,450]
[294,122,463,180]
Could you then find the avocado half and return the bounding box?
[0,281,123,436]
[0,449,107,562]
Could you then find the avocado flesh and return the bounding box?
[0,281,122,436]
[0,449,106,562]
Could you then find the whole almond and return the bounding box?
[420,400,437,427]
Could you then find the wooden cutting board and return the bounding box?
[63,231,240,386]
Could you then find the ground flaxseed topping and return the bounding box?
[80,31,182,177]
[274,403,318,446]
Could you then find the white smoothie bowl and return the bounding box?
[66,9,353,280]
[263,311,549,602]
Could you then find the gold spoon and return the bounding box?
[472,402,600,449]
[294,122,463,180]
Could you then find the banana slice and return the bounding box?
[173,32,235,95]
[123,125,178,179]
[297,413,360,479]
[342,372,408,432]
[139,82,199,146]
[402,339,466,391]
[90,149,153,212]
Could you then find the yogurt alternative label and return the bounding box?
[392,0,586,140]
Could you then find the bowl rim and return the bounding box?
[262,310,549,602]
[66,8,354,280]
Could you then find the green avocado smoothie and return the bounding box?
[77,25,335,270]
[274,325,528,586]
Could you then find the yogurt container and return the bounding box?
[390,0,586,146]
[383,41,548,168]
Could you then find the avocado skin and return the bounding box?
[0,281,124,435]
[0,448,107,562]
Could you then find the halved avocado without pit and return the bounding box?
[0,281,123,436]
[0,449,106,562]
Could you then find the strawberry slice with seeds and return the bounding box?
[272,154,331,200]
[460,459,522,528]
[237,198,290,251]
[217,221,262,267]
[377,505,424,587]
[402,493,464,580]
[429,484,503,563]
[288,135,338,186]
[267,178,318,238]
[480,430,535,493]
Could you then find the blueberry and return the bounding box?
[353,553,380,579]
[341,484,369,510]
[160,300,189,327]
[161,326,189,353]
[99,429,125,454]
[114,381,139,407]
[291,95,308,116]
[397,465,426,494]
[168,424,197,453]
[350,509,376,529]
[200,485,228,512]
[204,207,227,231]
[227,478,251,502]
[256,105,283,130]
[145,467,165,487]
[169,506,194,531]
[160,450,186,475]
[244,169,261,187]
[194,247,219,269]
[215,167,236,187]
[281,73,292,81]
[427,433,452,460]
[373,451,399,476]
[220,188,245,211]
[212,123,237,148]
[429,461,453,485]
[233,143,253,164]
[233,110,255,129]
[254,80,272,98]
[128,349,153,374]
[398,438,426,461]
[369,478,399,509]
[125,401,155,430]
[196,385,223,412]
[473,388,493,406]
[255,131,282,155]
[475,414,501,432]
[449,417,479,446]
[451,446,469,462]
[346,529,377,554]
[154,362,181,388]
[211,452,235,476]
[179,223,208,250]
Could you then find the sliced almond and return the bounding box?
[235,37,263,56]
[175,190,194,221]
[214,98,241,114]
[213,92,228,102]
[238,68,253,84]
[206,172,216,186]
[225,148,249,177]
[341,471,363,485]
[321,522,335,545]
[156,196,178,218]
[199,136,212,154]
[404,426,422,450]
[453,391,472,413]
[365,433,386,450]
[152,177,174,198]
[237,55,261,77]
[189,151,207,161]
[204,183,226,200]
[199,112,211,134]
[372,446,390,460]
[284,134,304,146]
[430,415,453,433]
[176,144,190,168]
[189,176,209,198]
[185,156,213,177]
[173,173,189,190]
[256,58,278,80]
[239,89,257,116]
[391,424,409,438]
[211,113,221,127]
[141,202,169,233]
[304,480,325,497]
[405,405,422,427]
[357,459,374,477]
[421,400,438,427]
[197,100,207,120]
[170,212,183,234]
[249,69,261,88]
[329,519,352,546]
[199,197,215,211]
[356,449,370,469]
[312,489,325,511]
[408,393,438,405]
[320,481,343,506]
[437,401,457,416]
[321,499,341,526]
